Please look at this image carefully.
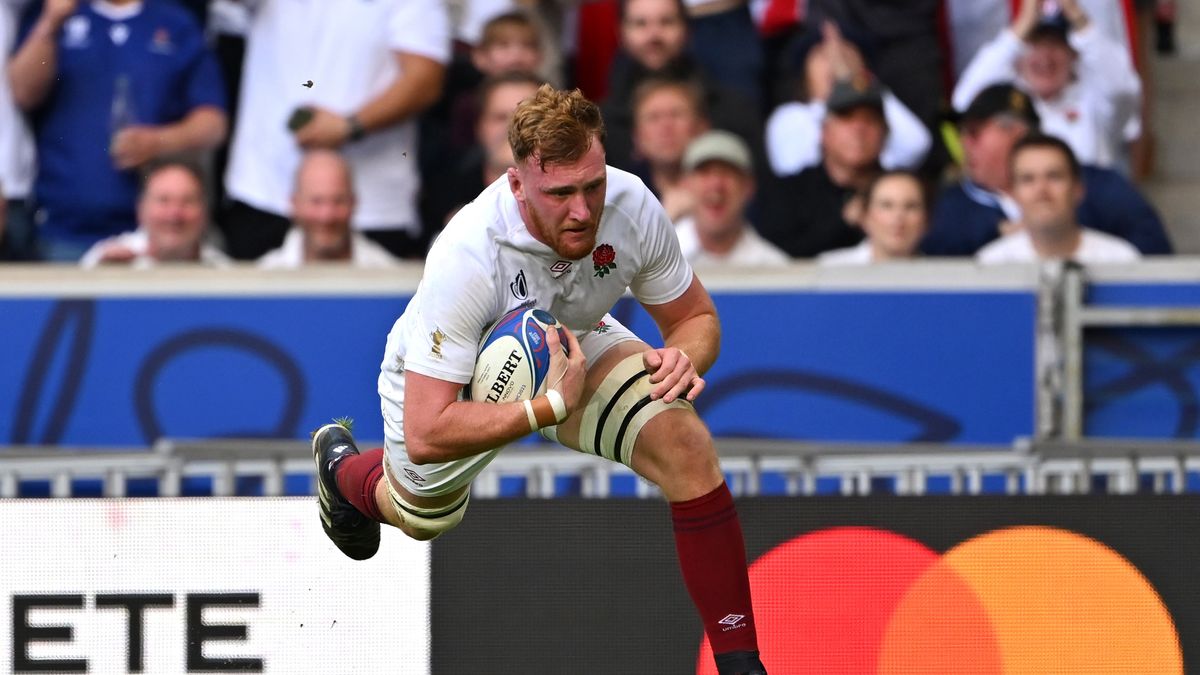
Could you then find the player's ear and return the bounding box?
[507,166,525,204]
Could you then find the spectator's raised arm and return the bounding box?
[7,0,77,111]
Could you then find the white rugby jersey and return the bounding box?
[382,166,694,385]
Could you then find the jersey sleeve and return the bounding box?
[398,240,495,384]
[626,180,694,305]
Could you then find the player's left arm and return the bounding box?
[641,273,720,404]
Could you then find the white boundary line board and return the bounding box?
[0,498,430,674]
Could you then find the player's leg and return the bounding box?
[312,421,383,560]
[551,331,766,675]
[314,357,504,556]
[313,416,477,552]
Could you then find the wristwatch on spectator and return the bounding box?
[347,114,367,142]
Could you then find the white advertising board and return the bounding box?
[0,498,429,674]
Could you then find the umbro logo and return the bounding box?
[718,614,747,631]
[549,260,572,279]
[404,468,426,483]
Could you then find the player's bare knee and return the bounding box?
[635,412,720,480]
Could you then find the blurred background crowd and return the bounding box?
[0,0,1189,270]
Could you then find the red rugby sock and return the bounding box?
[334,448,386,523]
[670,482,759,655]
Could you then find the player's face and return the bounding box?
[862,174,927,259]
[621,0,687,71]
[509,138,607,260]
[138,167,206,261]
[291,155,356,260]
[1010,146,1083,235]
[687,160,753,235]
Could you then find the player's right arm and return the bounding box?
[403,326,585,465]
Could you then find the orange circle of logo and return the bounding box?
[697,526,1181,674]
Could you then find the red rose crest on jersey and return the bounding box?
[592,244,617,277]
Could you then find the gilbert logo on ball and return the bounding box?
[469,307,568,405]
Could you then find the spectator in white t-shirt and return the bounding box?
[674,131,789,267]
[258,150,397,270]
[977,134,1140,264]
[80,160,230,269]
[818,170,928,265]
[222,0,449,261]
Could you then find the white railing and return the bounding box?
[1,437,1197,499]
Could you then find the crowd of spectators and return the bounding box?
[0,0,1183,270]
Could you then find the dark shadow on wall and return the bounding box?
[697,369,962,442]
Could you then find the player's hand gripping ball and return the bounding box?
[468,308,569,404]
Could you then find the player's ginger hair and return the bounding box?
[508,84,606,169]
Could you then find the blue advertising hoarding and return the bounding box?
[2,264,1197,448]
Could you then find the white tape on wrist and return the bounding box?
[545,389,568,424]
[523,399,539,431]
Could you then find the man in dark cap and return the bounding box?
[922,83,1171,256]
[757,77,886,257]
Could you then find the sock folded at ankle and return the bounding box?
[334,448,385,522]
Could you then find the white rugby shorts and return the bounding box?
[378,313,640,498]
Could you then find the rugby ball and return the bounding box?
[469,307,568,404]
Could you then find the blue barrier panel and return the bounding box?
[613,291,1036,443]
[1084,282,1200,439]
[0,285,1037,446]
[2,297,404,446]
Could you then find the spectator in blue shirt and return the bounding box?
[9,0,227,261]
[923,83,1171,256]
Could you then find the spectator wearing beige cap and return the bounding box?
[675,131,789,267]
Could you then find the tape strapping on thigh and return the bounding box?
[382,454,470,535]
[579,353,649,457]
[581,353,692,466]
[390,488,470,519]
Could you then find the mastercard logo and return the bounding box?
[697,526,1181,674]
